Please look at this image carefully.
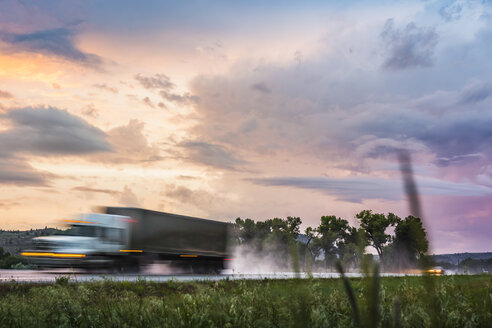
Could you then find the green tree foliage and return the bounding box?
[382,216,429,271]
[306,216,362,270]
[234,216,302,268]
[355,210,400,264]
[235,217,301,248]
[338,226,367,270]
[0,247,23,269]
[393,216,428,264]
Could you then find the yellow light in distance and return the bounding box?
[119,250,143,253]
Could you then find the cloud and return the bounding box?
[72,186,118,195]
[249,175,492,203]
[251,82,272,94]
[159,90,200,105]
[73,185,141,207]
[179,141,246,170]
[134,73,174,90]
[457,80,492,105]
[188,40,492,177]
[439,1,463,22]
[380,19,438,70]
[0,158,54,186]
[135,73,199,105]
[119,185,140,207]
[165,184,215,207]
[0,27,104,68]
[142,97,155,108]
[0,90,13,99]
[0,107,111,186]
[0,107,111,157]
[435,153,483,167]
[81,104,99,118]
[353,136,429,160]
[95,119,162,163]
[92,83,118,94]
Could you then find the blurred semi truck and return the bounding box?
[21,207,231,273]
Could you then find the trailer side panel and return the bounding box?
[105,207,229,257]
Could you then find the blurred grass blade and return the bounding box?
[336,260,360,327]
[393,296,401,328]
[367,263,380,328]
[397,150,421,219]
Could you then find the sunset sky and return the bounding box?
[1,0,491,254]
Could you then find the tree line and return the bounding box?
[234,210,429,271]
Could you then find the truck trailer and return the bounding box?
[22,207,231,273]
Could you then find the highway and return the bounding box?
[0,268,418,283]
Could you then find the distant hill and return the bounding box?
[0,228,62,255]
[431,252,492,265]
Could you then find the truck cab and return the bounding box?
[22,213,134,268]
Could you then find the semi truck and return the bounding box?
[21,207,232,273]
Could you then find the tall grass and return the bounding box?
[0,276,490,327]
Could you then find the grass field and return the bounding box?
[0,275,490,327]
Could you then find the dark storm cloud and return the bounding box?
[417,113,492,160]
[0,90,13,99]
[380,19,438,70]
[0,28,103,67]
[249,175,492,203]
[0,107,112,156]
[180,141,246,170]
[343,105,492,163]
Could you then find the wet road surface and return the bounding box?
[0,269,419,283]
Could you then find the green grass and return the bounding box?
[0,275,490,327]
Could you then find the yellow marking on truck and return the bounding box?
[60,219,99,224]
[179,254,198,257]
[52,253,86,258]
[119,249,143,253]
[21,252,86,258]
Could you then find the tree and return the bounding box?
[309,216,351,269]
[392,215,429,268]
[234,216,303,268]
[337,226,367,270]
[356,210,400,264]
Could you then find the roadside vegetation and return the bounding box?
[0,275,489,327]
